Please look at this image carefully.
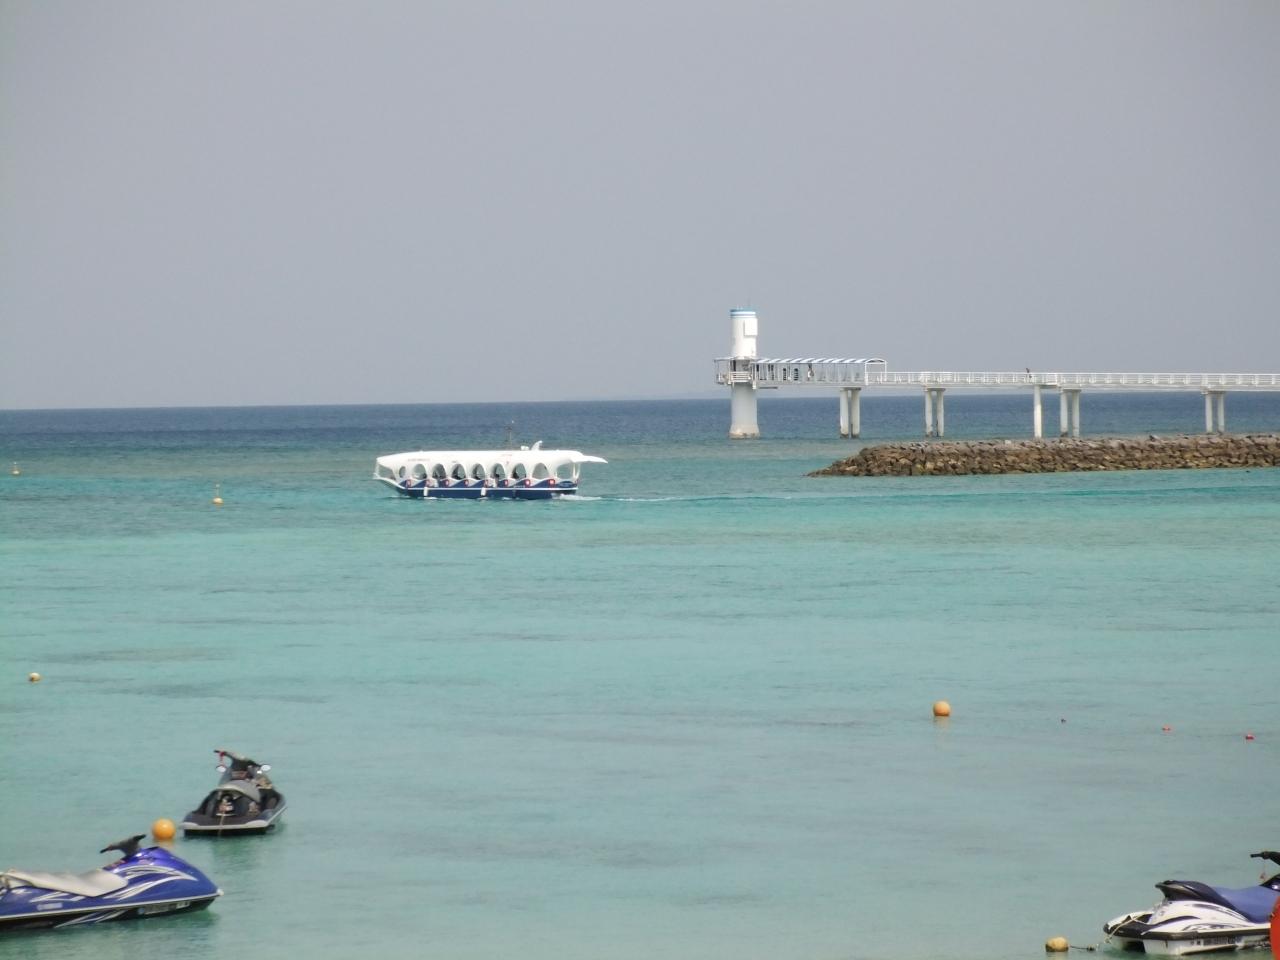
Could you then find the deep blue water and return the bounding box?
[2,395,1279,960]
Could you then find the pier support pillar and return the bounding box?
[1032,384,1044,439]
[1059,388,1082,438]
[729,382,759,438]
[839,388,862,438]
[924,388,945,437]
[1203,390,1226,434]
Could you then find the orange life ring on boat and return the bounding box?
[523,477,533,486]
[547,477,557,487]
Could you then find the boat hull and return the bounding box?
[381,478,577,500]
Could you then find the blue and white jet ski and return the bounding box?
[181,748,286,836]
[0,835,220,931]
[1103,851,1280,956]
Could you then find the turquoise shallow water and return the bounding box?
[2,397,1280,960]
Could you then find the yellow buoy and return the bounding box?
[151,818,176,841]
[1045,936,1069,952]
[932,700,951,718]
[28,672,41,683]
[212,483,223,506]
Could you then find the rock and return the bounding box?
[807,434,1280,478]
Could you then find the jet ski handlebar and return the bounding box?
[1250,851,1280,866]
[99,834,146,858]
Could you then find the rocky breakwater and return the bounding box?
[810,434,1280,477]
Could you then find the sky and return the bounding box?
[1,1,1277,409]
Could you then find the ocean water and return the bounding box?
[2,394,1279,960]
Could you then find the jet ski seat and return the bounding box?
[1210,885,1280,923]
[1158,880,1280,923]
[0,868,127,897]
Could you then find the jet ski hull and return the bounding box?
[181,802,286,836]
[1105,905,1272,956]
[0,892,217,931]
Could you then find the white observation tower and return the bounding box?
[726,308,759,438]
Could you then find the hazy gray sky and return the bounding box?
[2,1,1277,409]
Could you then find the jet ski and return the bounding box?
[181,748,286,836]
[1103,851,1280,956]
[0,834,220,931]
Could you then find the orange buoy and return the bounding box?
[151,818,176,841]
[932,700,951,718]
[1269,894,1280,960]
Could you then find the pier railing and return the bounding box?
[868,371,1280,391]
[714,360,1280,392]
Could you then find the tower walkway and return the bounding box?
[714,311,1280,439]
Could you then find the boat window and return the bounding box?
[431,463,447,481]
[531,462,550,479]
[411,463,427,480]
[511,463,527,480]
[471,463,486,481]
[491,463,507,481]
[451,463,467,481]
[397,465,407,479]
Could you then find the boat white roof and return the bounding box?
[715,356,887,364]
[376,447,606,467]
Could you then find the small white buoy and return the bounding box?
[212,482,223,506]
[10,462,19,476]
[28,672,41,683]
[1045,936,1069,952]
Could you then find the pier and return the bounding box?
[714,309,1280,439]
